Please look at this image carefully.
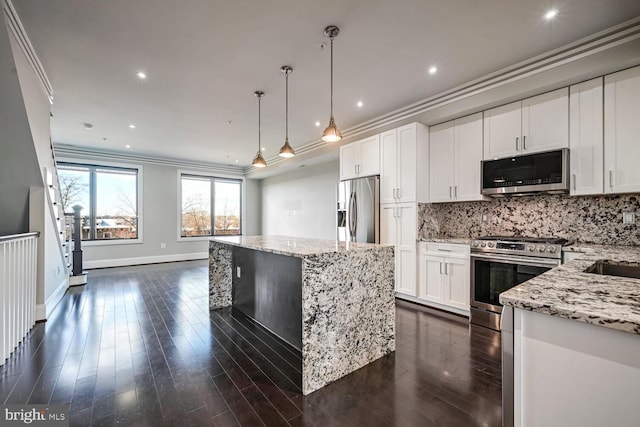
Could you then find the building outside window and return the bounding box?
[180,174,242,237]
[57,162,140,241]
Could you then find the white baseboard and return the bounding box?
[36,304,46,321]
[395,293,470,317]
[84,252,208,269]
[35,276,69,321]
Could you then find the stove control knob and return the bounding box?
[548,246,557,253]
[537,245,546,252]
[487,242,495,248]
[472,241,479,248]
[481,242,486,247]
[527,245,536,252]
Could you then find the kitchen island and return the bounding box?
[500,244,640,427]
[209,235,395,395]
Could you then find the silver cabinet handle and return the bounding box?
[523,136,527,150]
[609,170,614,188]
[449,186,452,198]
[454,186,458,198]
[439,262,443,275]
[437,248,453,252]
[445,263,449,275]
[515,137,519,151]
[357,164,360,175]
[572,173,577,191]
[397,187,401,199]
[392,188,396,199]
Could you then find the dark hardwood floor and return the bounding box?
[0,260,502,426]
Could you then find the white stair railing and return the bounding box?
[0,232,39,366]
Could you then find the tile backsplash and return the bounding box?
[418,193,640,246]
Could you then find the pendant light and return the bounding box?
[321,25,342,143]
[278,66,296,158]
[252,91,267,168]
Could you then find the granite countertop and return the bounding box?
[418,237,472,245]
[210,235,393,258]
[500,244,640,335]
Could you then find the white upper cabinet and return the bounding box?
[569,77,604,196]
[483,101,522,159]
[604,66,640,194]
[380,123,429,204]
[428,121,455,203]
[429,113,485,203]
[484,88,569,159]
[339,134,380,180]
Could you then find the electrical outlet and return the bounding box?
[160,243,166,249]
[236,266,241,278]
[623,211,635,225]
[481,213,488,223]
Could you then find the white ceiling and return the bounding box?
[13,0,640,169]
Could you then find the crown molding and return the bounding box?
[2,0,53,103]
[246,16,640,177]
[54,143,245,175]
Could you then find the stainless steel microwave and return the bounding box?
[481,148,569,196]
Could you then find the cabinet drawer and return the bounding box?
[420,242,470,257]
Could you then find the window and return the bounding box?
[58,163,140,241]
[180,174,242,237]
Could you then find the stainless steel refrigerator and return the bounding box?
[337,176,379,243]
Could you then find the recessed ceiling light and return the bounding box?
[261,147,266,151]
[357,101,363,108]
[136,71,147,79]
[544,8,558,20]
[83,123,93,130]
[235,160,239,163]
[315,121,321,127]
[125,144,131,149]
[428,66,438,75]
[128,124,136,129]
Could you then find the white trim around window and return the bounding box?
[57,157,144,246]
[176,169,245,242]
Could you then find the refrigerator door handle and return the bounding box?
[348,192,357,239]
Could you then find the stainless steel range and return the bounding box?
[470,236,569,330]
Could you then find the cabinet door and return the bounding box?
[604,66,640,194]
[570,78,604,196]
[359,135,380,177]
[380,129,398,204]
[444,257,469,312]
[340,143,360,180]
[397,124,417,203]
[429,121,455,203]
[483,101,521,159]
[454,113,484,201]
[380,205,399,291]
[521,88,569,154]
[396,203,417,296]
[418,255,444,304]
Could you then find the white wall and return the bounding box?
[244,178,262,235]
[261,160,339,240]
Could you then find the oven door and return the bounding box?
[470,253,559,313]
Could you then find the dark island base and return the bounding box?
[232,247,303,351]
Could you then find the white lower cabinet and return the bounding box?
[381,202,417,297]
[417,242,470,314]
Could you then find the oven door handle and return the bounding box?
[471,252,560,268]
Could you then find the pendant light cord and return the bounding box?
[258,95,261,151]
[330,36,334,117]
[285,72,289,140]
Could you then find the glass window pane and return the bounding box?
[181,177,211,237]
[214,180,241,235]
[58,165,91,240]
[96,169,138,240]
